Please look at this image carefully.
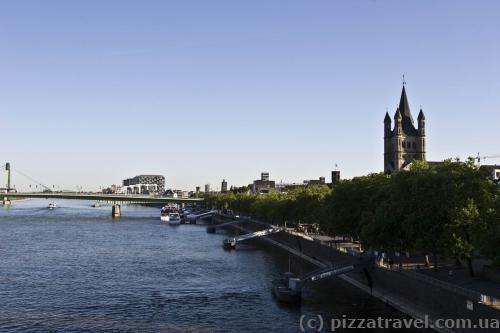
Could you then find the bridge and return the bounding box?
[185,210,218,223]
[1,162,204,217]
[302,265,355,283]
[2,192,203,217]
[3,192,203,204]
[223,227,283,249]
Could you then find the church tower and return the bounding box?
[384,85,426,174]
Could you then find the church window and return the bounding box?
[412,142,416,149]
[407,142,411,149]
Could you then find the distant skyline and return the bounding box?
[1,0,499,191]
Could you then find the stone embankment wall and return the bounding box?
[213,215,500,333]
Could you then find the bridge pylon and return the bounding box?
[5,163,11,193]
[112,204,121,218]
[2,162,12,205]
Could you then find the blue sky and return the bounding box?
[1,0,499,191]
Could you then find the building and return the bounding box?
[276,182,305,192]
[195,186,200,193]
[122,174,165,194]
[305,177,326,187]
[102,184,126,194]
[221,179,228,193]
[277,175,333,192]
[164,189,175,198]
[384,85,426,174]
[205,184,211,193]
[252,172,275,194]
[331,171,340,186]
[230,185,251,193]
[174,190,189,198]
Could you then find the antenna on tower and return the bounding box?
[402,74,406,86]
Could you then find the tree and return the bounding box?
[327,173,390,243]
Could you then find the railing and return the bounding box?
[234,227,282,242]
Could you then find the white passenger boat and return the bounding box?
[160,213,170,222]
[48,203,57,209]
[160,204,181,224]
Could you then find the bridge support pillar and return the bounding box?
[3,197,11,205]
[112,204,121,218]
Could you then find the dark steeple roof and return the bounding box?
[418,109,425,121]
[395,85,418,136]
[394,108,402,120]
[399,85,414,123]
[384,112,391,123]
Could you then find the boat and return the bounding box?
[160,204,179,222]
[91,202,100,208]
[223,238,236,250]
[272,272,302,304]
[48,203,57,209]
[271,265,355,304]
[167,212,181,225]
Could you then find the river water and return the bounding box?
[0,199,422,332]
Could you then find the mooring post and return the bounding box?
[112,204,121,218]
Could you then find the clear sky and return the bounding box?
[1,0,499,191]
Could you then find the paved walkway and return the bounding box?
[414,266,500,301]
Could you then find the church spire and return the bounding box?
[398,85,414,123]
[384,111,391,123]
[418,108,425,121]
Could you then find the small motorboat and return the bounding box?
[223,238,236,250]
[271,265,355,304]
[48,203,57,209]
[91,202,100,208]
[168,213,181,225]
[272,272,302,304]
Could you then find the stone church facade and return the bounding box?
[384,85,426,174]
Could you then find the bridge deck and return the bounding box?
[2,192,203,204]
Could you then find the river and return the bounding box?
[0,199,425,332]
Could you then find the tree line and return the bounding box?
[202,159,500,274]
